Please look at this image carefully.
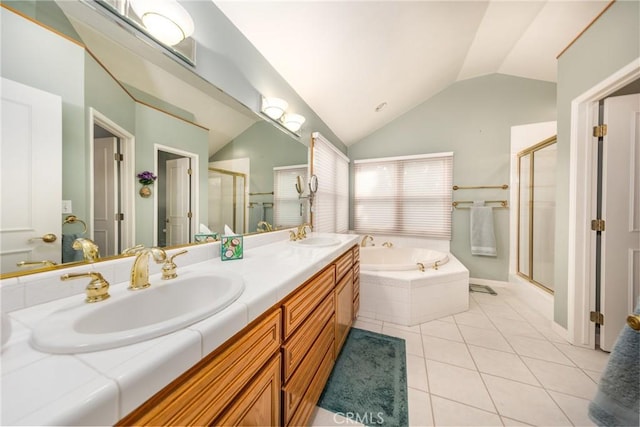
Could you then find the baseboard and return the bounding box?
[509,274,554,321]
[551,321,569,342]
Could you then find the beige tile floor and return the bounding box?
[310,286,610,426]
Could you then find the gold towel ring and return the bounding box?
[63,215,88,234]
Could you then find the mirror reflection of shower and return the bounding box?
[208,168,246,236]
[274,165,309,229]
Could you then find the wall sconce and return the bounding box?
[261,97,288,120]
[261,97,306,134]
[129,0,195,46]
[283,113,306,133]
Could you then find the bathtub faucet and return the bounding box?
[382,241,393,248]
[361,235,375,247]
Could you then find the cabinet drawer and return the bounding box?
[282,292,334,381]
[282,266,335,339]
[119,310,281,426]
[283,316,335,424]
[353,294,360,320]
[214,354,281,427]
[353,274,360,298]
[335,250,353,282]
[287,340,335,427]
[352,245,360,262]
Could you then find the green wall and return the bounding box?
[2,6,209,249]
[210,120,308,195]
[349,74,557,281]
[555,0,640,328]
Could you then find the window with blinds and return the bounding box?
[353,152,453,239]
[273,165,308,228]
[311,132,349,233]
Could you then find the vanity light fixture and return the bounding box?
[129,0,195,46]
[261,97,288,120]
[282,113,306,133]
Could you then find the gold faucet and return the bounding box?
[257,221,273,232]
[61,271,110,303]
[382,241,393,248]
[361,235,375,247]
[72,238,100,262]
[16,260,57,268]
[162,250,188,280]
[297,223,313,239]
[129,247,167,290]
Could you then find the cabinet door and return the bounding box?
[335,269,353,355]
[215,354,281,426]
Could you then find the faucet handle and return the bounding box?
[122,244,144,255]
[162,250,187,280]
[61,271,110,303]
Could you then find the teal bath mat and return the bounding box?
[318,328,408,427]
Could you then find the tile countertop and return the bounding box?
[1,232,360,426]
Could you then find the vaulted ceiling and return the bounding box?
[215,0,610,145]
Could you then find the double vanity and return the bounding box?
[1,231,360,426]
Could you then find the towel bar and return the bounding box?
[453,184,508,190]
[452,200,508,208]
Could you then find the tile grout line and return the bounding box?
[475,291,580,426]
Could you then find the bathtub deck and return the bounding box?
[359,254,470,326]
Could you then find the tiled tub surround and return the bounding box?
[359,252,470,325]
[0,230,359,425]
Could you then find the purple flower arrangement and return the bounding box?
[137,171,157,185]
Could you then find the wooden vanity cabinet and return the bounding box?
[118,243,360,427]
[353,245,360,319]
[117,309,281,426]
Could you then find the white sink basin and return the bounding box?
[31,272,244,354]
[293,236,341,247]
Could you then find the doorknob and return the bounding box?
[626,314,640,331]
[29,233,57,243]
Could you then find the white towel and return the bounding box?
[470,201,497,257]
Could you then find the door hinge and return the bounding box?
[591,219,606,232]
[593,124,608,138]
[187,212,193,219]
[115,213,124,221]
[590,311,604,325]
[187,168,192,175]
[114,153,124,161]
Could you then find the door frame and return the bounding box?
[153,144,199,247]
[89,108,135,253]
[568,57,640,348]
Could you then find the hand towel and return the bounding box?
[588,300,640,426]
[62,233,84,263]
[470,201,497,256]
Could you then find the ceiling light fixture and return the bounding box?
[282,113,306,133]
[261,97,288,120]
[129,0,195,46]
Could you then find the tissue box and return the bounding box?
[221,235,243,261]
[194,233,218,243]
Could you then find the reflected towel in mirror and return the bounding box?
[62,233,84,263]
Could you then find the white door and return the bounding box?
[165,157,191,246]
[93,137,117,257]
[600,93,640,351]
[1,78,62,274]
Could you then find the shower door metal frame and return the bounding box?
[516,135,557,294]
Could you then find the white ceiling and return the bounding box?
[215,0,610,145]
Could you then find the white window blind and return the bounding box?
[353,152,453,239]
[311,132,349,233]
[273,165,307,228]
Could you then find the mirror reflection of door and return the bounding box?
[93,131,121,257]
[157,150,193,246]
[1,78,62,274]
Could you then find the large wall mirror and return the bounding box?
[0,1,308,278]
